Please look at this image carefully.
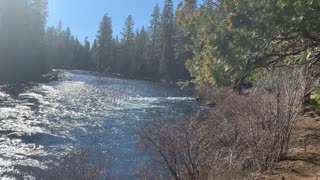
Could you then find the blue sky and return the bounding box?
[47,0,187,43]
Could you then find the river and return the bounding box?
[0,70,200,179]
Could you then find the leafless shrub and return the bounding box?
[135,160,166,180]
[195,86,232,105]
[47,148,112,180]
[138,66,311,179]
[254,66,309,159]
[138,115,216,180]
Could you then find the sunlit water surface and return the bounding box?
[0,70,199,179]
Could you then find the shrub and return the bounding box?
[138,67,308,179]
[47,148,111,180]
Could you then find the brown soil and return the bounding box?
[257,110,320,180]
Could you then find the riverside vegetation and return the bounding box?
[1,0,320,179]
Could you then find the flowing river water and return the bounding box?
[0,70,200,179]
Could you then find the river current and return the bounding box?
[0,70,199,179]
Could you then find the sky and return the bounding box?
[47,0,186,43]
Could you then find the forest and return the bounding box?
[0,0,190,82]
[1,0,319,87]
[1,0,320,179]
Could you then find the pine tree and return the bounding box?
[112,36,121,73]
[174,0,197,80]
[96,15,113,72]
[91,40,98,69]
[82,37,91,70]
[121,15,135,44]
[0,0,49,82]
[159,0,175,79]
[177,0,320,90]
[148,4,161,76]
[121,15,135,75]
[135,27,149,75]
[72,38,84,68]
[44,24,78,69]
[64,27,74,67]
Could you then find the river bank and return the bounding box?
[255,110,320,179]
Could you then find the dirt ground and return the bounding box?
[257,110,320,180]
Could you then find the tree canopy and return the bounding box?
[176,0,320,90]
[0,0,195,82]
[0,0,48,82]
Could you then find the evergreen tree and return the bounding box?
[72,38,80,67]
[174,28,192,80]
[148,4,161,76]
[64,27,75,68]
[96,15,113,72]
[177,0,320,90]
[44,26,57,69]
[121,16,135,44]
[174,0,197,80]
[0,0,49,82]
[82,37,91,70]
[135,27,149,75]
[121,15,135,75]
[112,36,121,73]
[45,24,77,69]
[91,40,99,69]
[159,0,175,79]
